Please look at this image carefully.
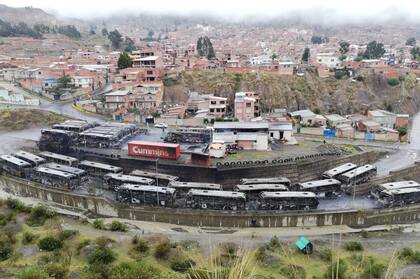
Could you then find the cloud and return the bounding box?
[1,0,420,23]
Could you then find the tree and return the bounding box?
[339,41,350,60]
[406,37,416,46]
[146,30,154,41]
[362,41,385,59]
[411,46,420,61]
[58,74,72,88]
[108,29,123,49]
[118,52,133,69]
[123,37,136,52]
[101,28,108,36]
[270,53,278,61]
[302,47,310,63]
[57,25,81,39]
[311,35,328,44]
[196,36,215,59]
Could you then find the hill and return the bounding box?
[0,109,71,131]
[0,4,58,25]
[164,70,420,115]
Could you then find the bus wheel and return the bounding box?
[201,203,207,209]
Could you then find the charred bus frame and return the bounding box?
[378,187,420,207]
[371,180,420,199]
[32,166,79,190]
[338,165,377,187]
[14,150,46,167]
[259,191,319,210]
[116,184,176,206]
[240,177,291,187]
[322,163,358,179]
[104,173,154,190]
[78,160,123,177]
[186,189,246,210]
[295,179,342,198]
[42,163,88,183]
[38,151,79,166]
[233,184,288,200]
[0,154,32,178]
[168,181,222,197]
[131,170,179,186]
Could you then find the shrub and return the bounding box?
[16,267,51,279]
[154,240,171,260]
[26,205,55,227]
[324,259,348,279]
[268,236,281,250]
[360,230,369,238]
[0,236,13,261]
[398,247,420,264]
[280,264,306,279]
[133,239,149,254]
[343,241,363,251]
[22,231,38,244]
[255,246,268,262]
[109,220,127,232]
[316,248,332,262]
[6,198,31,213]
[108,261,170,279]
[95,236,115,248]
[221,242,238,258]
[170,256,195,272]
[88,247,116,265]
[77,239,91,254]
[360,257,385,279]
[44,263,69,279]
[93,219,105,230]
[0,212,15,226]
[38,236,63,251]
[58,229,79,241]
[334,70,347,80]
[387,78,400,86]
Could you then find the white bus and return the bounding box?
[378,187,420,207]
[116,184,176,207]
[186,189,246,210]
[296,179,342,198]
[259,191,319,210]
[371,180,420,199]
[104,173,154,190]
[322,163,358,179]
[338,165,377,186]
[131,170,179,186]
[240,177,291,187]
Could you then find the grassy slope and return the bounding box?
[0,109,71,131]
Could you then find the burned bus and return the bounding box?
[38,129,75,153]
[338,165,377,187]
[104,173,154,190]
[240,177,291,187]
[370,180,420,199]
[42,163,88,183]
[168,181,222,197]
[259,192,319,210]
[116,184,176,207]
[378,187,420,207]
[131,170,179,186]
[295,179,342,198]
[78,160,123,177]
[38,151,79,167]
[186,190,246,210]
[14,150,46,167]
[322,163,358,179]
[32,166,79,190]
[233,184,288,200]
[0,154,32,178]
[52,120,96,132]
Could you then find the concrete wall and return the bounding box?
[1,174,419,228]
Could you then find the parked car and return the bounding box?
[154,123,168,129]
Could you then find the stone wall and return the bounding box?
[1,175,419,228]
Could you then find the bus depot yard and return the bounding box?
[0,119,420,213]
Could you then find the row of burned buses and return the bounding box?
[370,180,420,207]
[38,120,139,152]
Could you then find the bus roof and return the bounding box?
[323,163,358,178]
[234,184,288,191]
[14,150,46,164]
[168,181,221,190]
[79,160,122,172]
[382,187,420,195]
[118,184,176,194]
[379,180,420,190]
[104,173,154,184]
[298,179,341,189]
[188,189,246,199]
[34,166,76,178]
[260,191,317,198]
[340,165,376,179]
[0,154,31,167]
[240,177,291,185]
[131,170,179,181]
[42,163,86,175]
[38,151,78,163]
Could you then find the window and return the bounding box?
[147,71,153,75]
[246,103,252,107]
[210,108,214,112]
[220,101,225,104]
[210,101,216,105]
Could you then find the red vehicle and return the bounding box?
[128,141,180,160]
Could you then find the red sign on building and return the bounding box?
[127,141,180,160]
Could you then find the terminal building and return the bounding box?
[213,122,269,150]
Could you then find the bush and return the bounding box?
[255,246,268,262]
[316,248,332,262]
[22,231,38,244]
[0,212,15,226]
[343,241,363,251]
[93,219,105,230]
[133,239,150,254]
[108,261,171,279]
[387,78,400,86]
[38,236,63,251]
[88,247,116,265]
[0,236,13,261]
[360,230,369,238]
[154,240,171,260]
[221,242,238,258]
[58,229,79,241]
[109,220,127,232]
[334,70,347,80]
[360,257,385,279]
[44,263,69,279]
[324,259,348,279]
[6,198,31,213]
[268,236,281,250]
[16,267,51,279]
[77,239,91,254]
[26,205,55,227]
[280,264,306,279]
[398,247,420,264]
[170,256,195,272]
[95,236,115,248]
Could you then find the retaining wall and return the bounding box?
[1,175,419,228]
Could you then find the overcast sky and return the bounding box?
[1,0,420,23]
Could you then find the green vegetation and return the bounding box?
[302,47,310,63]
[38,236,63,251]
[398,247,420,264]
[343,241,364,251]
[0,19,42,38]
[154,240,172,260]
[339,41,350,60]
[57,25,81,39]
[362,41,386,59]
[387,77,400,86]
[406,37,416,46]
[118,52,133,69]
[108,29,123,49]
[311,35,329,44]
[26,204,56,227]
[411,46,420,61]
[196,36,215,59]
